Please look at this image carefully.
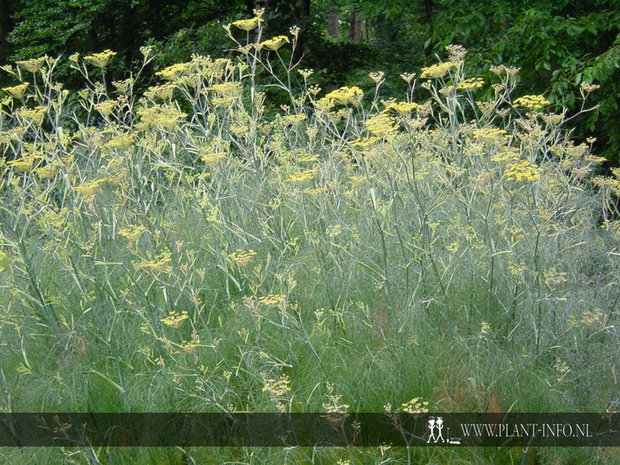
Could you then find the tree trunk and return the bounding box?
[328,12,339,38]
[350,12,361,43]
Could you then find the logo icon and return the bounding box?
[427,416,445,444]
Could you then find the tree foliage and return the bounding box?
[1,0,618,164]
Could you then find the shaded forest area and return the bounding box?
[1,0,619,165]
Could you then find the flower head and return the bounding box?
[16,56,47,73]
[3,83,29,99]
[513,95,550,111]
[231,17,263,31]
[420,62,454,79]
[84,50,117,68]
[260,35,290,51]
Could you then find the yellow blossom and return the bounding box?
[8,155,38,172]
[257,294,287,306]
[287,169,317,183]
[16,56,47,73]
[282,114,307,127]
[106,132,134,149]
[323,86,364,106]
[472,127,509,144]
[296,152,318,163]
[580,82,600,93]
[383,101,420,114]
[262,374,291,397]
[544,268,568,287]
[492,147,520,163]
[134,252,172,273]
[580,309,606,330]
[136,104,187,130]
[178,334,200,353]
[205,82,243,97]
[400,72,416,83]
[3,82,29,99]
[513,95,550,111]
[260,35,290,51]
[504,160,540,182]
[554,359,570,382]
[160,310,189,328]
[350,136,380,149]
[16,106,47,126]
[112,78,133,93]
[155,62,191,81]
[231,17,263,31]
[94,100,118,118]
[118,224,147,242]
[593,176,620,196]
[84,50,117,68]
[401,397,429,414]
[74,178,107,196]
[365,113,398,137]
[224,249,257,267]
[457,77,484,91]
[369,71,385,84]
[34,162,59,179]
[420,62,454,79]
[201,152,227,165]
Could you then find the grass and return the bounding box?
[0,13,619,464]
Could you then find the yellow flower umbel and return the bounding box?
[323,86,364,106]
[34,161,59,179]
[322,384,349,414]
[420,62,455,79]
[457,77,484,91]
[145,83,177,100]
[383,101,420,114]
[118,224,147,243]
[8,154,39,172]
[155,62,191,81]
[262,374,291,411]
[513,95,550,111]
[260,35,290,51]
[106,132,134,149]
[287,169,317,183]
[84,50,117,68]
[3,82,29,99]
[16,56,47,73]
[472,127,509,145]
[94,100,119,118]
[504,159,541,182]
[201,152,227,165]
[365,113,398,138]
[136,104,187,130]
[231,16,263,31]
[224,249,257,267]
[133,252,172,273]
[16,106,47,126]
[400,72,416,84]
[178,333,200,353]
[257,294,287,306]
[160,310,189,328]
[282,114,307,127]
[262,374,291,397]
[74,178,107,197]
[401,397,429,414]
[205,82,243,98]
[112,78,133,93]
